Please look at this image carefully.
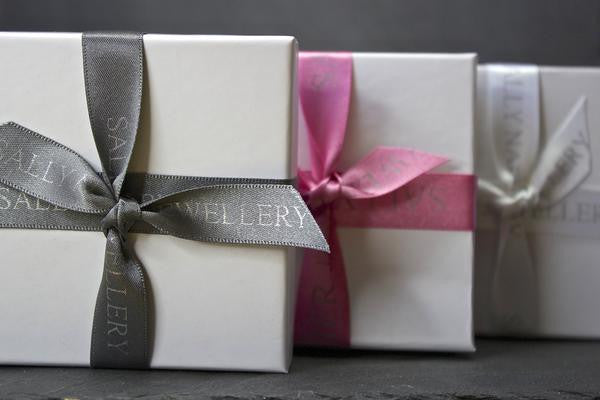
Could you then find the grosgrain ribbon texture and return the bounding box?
[0,32,328,369]
[294,52,476,348]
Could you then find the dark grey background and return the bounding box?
[1,0,599,66]
[1,2,600,398]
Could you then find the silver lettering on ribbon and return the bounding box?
[105,241,129,356]
[0,186,69,213]
[0,145,87,192]
[0,32,328,370]
[499,71,525,174]
[106,117,129,176]
[540,128,591,199]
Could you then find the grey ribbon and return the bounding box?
[0,32,328,369]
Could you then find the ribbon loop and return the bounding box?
[483,64,541,189]
[0,122,115,213]
[299,52,353,179]
[82,32,143,197]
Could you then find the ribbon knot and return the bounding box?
[308,172,344,206]
[490,186,540,220]
[101,197,142,239]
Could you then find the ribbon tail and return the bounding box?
[294,207,350,347]
[340,146,447,199]
[530,97,591,206]
[138,183,330,252]
[90,229,150,368]
[490,220,538,334]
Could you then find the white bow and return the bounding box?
[477,64,591,333]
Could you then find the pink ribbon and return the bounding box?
[294,52,476,347]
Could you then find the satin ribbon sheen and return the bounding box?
[477,64,591,331]
[0,33,328,368]
[294,52,476,347]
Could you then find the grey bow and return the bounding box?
[0,32,328,369]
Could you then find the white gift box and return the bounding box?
[475,65,600,338]
[0,32,298,371]
[299,53,477,351]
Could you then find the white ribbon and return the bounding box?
[477,64,592,333]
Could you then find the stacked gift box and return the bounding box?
[0,31,598,372]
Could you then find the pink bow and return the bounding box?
[294,52,472,347]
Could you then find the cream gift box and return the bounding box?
[474,65,600,338]
[297,53,477,351]
[0,32,299,371]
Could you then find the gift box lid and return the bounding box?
[0,32,298,179]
